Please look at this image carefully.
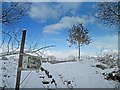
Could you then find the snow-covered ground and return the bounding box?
[42,59,118,88]
[0,60,2,87]
[1,56,119,88]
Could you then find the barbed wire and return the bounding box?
[20,71,32,85]
[22,72,33,88]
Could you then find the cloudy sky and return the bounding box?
[2,2,118,58]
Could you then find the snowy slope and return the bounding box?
[1,57,119,88]
[42,59,117,88]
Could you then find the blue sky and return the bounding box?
[2,2,118,58]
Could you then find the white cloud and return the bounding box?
[93,42,117,50]
[92,35,118,50]
[82,15,96,24]
[58,3,80,15]
[44,49,78,58]
[43,15,96,34]
[44,49,97,58]
[29,2,81,23]
[29,3,59,23]
[43,16,86,34]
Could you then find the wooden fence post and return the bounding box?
[15,30,26,90]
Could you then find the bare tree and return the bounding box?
[1,29,21,54]
[0,2,31,54]
[67,23,91,61]
[1,2,31,25]
[95,2,120,78]
[95,2,120,29]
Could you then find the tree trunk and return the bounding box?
[78,43,80,61]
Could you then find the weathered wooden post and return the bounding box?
[15,30,26,90]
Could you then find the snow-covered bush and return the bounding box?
[97,50,118,68]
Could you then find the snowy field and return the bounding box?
[1,57,120,88]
